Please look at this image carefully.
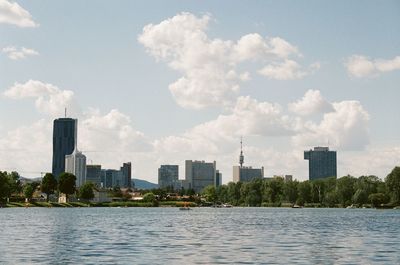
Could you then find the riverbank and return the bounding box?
[1,201,198,208]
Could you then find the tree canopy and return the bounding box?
[58,172,76,199]
[41,173,57,202]
[78,182,95,202]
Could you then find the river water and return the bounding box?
[0,207,399,264]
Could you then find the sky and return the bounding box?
[0,0,399,183]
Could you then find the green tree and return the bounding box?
[143,192,158,206]
[78,182,95,202]
[324,190,338,207]
[263,178,284,204]
[385,167,400,205]
[9,171,22,194]
[23,183,35,202]
[41,173,57,202]
[298,181,311,205]
[311,179,326,204]
[202,185,217,204]
[369,193,390,208]
[216,185,228,203]
[352,189,368,207]
[227,182,241,205]
[58,172,76,201]
[0,172,12,201]
[284,180,299,204]
[336,175,356,206]
[355,175,379,196]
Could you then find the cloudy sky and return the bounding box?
[1,0,399,183]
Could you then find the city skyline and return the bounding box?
[1,1,400,183]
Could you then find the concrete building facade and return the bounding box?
[185,160,216,193]
[233,166,264,183]
[304,147,337,180]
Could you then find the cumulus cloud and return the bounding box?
[288,89,333,116]
[293,100,370,150]
[3,80,79,117]
[80,108,152,155]
[0,119,51,174]
[2,46,38,60]
[345,55,400,78]
[153,95,297,171]
[0,0,38,27]
[259,60,320,80]
[138,12,317,109]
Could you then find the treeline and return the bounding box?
[0,171,96,203]
[202,166,400,207]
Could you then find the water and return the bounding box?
[0,207,399,264]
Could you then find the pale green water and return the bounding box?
[0,207,399,264]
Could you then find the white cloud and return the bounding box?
[138,12,315,109]
[259,59,320,80]
[293,100,370,150]
[3,80,79,117]
[0,0,38,27]
[345,55,400,78]
[339,145,400,179]
[2,46,39,60]
[80,108,152,155]
[288,89,333,116]
[0,119,51,174]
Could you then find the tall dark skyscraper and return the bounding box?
[304,147,337,181]
[52,118,77,178]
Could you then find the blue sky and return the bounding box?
[1,0,399,182]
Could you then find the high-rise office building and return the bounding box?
[121,162,132,188]
[158,165,179,189]
[86,165,102,186]
[65,148,87,187]
[232,138,264,182]
[185,160,216,193]
[216,170,222,187]
[304,147,337,180]
[52,118,77,178]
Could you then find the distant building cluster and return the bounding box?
[51,117,132,188]
[51,116,337,192]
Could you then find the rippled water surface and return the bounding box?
[0,207,399,264]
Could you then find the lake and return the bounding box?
[0,207,399,264]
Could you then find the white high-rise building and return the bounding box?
[65,148,87,187]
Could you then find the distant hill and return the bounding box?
[133,178,158,190]
[19,176,42,183]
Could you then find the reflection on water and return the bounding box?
[0,208,399,264]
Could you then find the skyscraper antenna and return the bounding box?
[65,107,67,118]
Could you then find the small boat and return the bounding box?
[292,204,302,208]
[346,204,357,209]
[222,204,233,208]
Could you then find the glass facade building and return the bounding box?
[158,165,179,189]
[52,118,77,178]
[304,147,337,180]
